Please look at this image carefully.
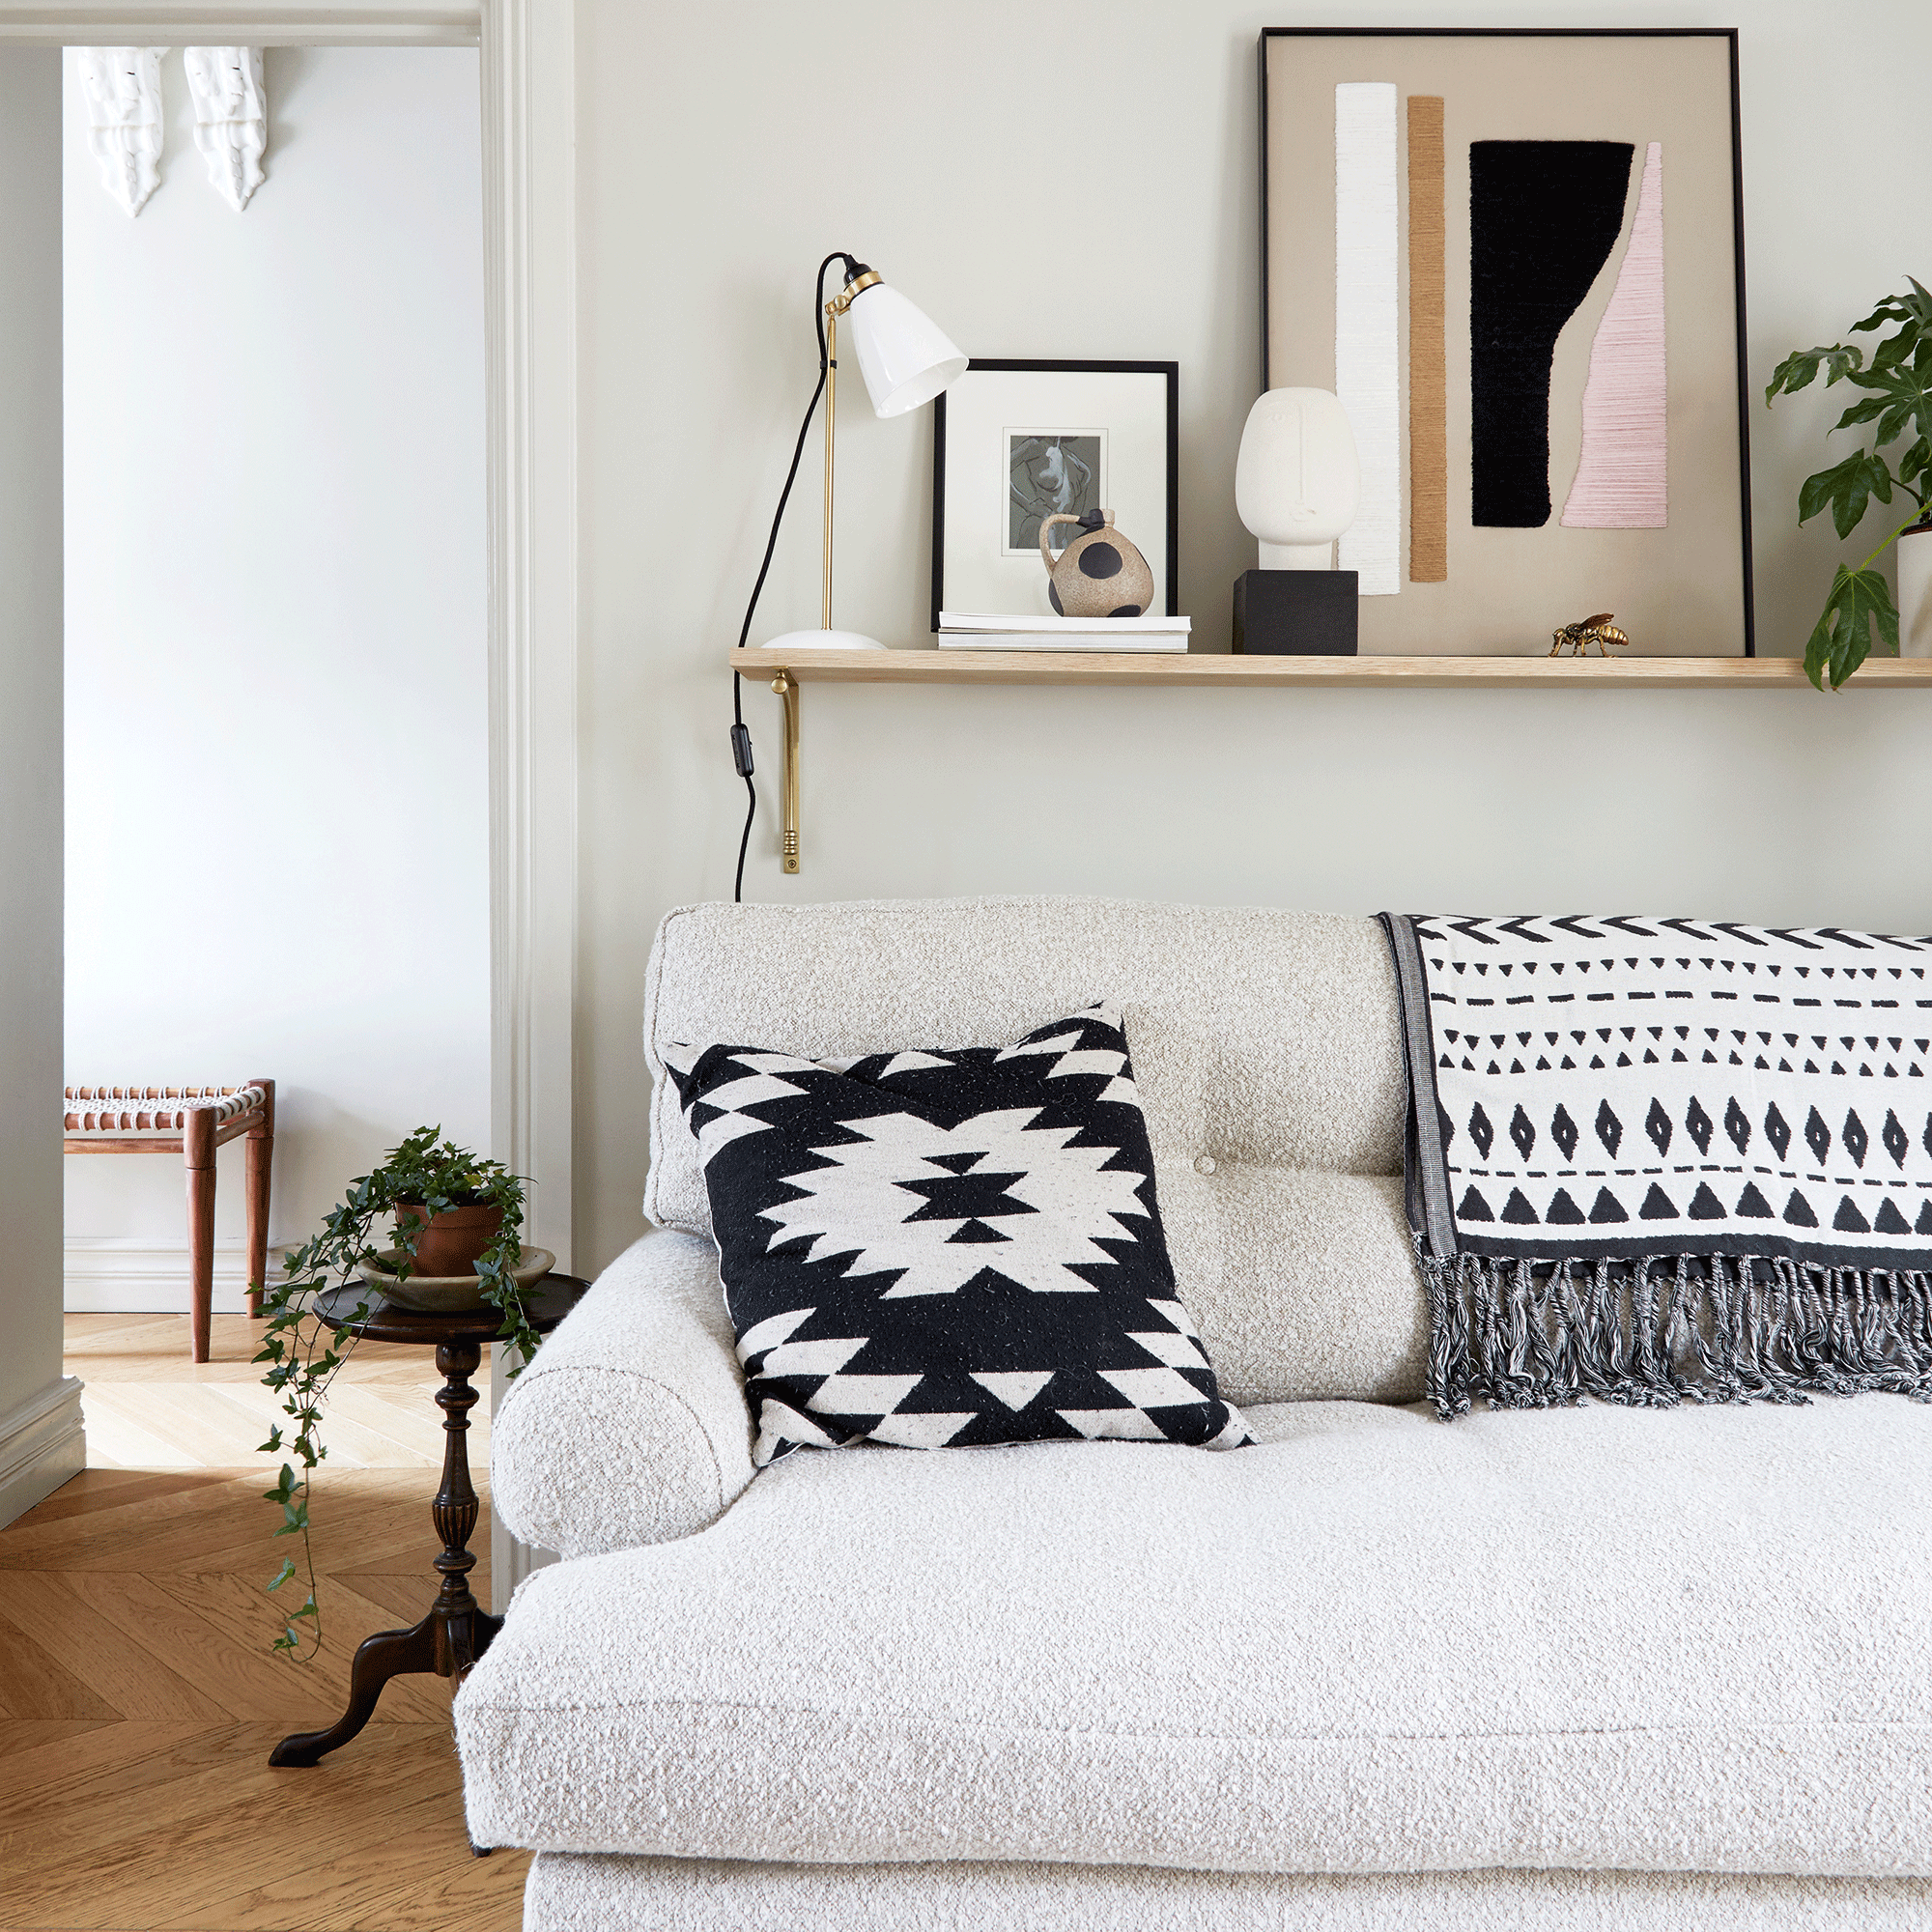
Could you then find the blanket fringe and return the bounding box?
[1414,1241,1932,1420]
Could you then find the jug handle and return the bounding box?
[1038,513,1084,572]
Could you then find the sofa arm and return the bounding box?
[491,1233,754,1558]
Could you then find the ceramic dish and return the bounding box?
[355,1244,556,1314]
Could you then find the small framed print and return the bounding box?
[933,360,1178,627]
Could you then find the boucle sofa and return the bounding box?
[455,897,1932,1930]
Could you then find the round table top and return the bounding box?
[312,1273,591,1346]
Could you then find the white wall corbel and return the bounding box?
[77,45,165,215]
[185,45,266,210]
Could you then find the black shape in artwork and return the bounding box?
[1833,1194,1871,1235]
[1883,1109,1910,1168]
[1468,140,1634,526]
[1468,1103,1495,1159]
[1685,1095,1714,1155]
[1765,1103,1792,1161]
[1501,1188,1540,1224]
[1645,1098,1672,1157]
[1638,1183,1679,1221]
[1595,1099,1623,1157]
[1724,1096,1751,1155]
[1842,1109,1869,1170]
[1550,1104,1579,1160]
[1783,1189,1819,1229]
[1735,1182,1775,1219]
[1918,1200,1932,1237]
[1804,1107,1833,1166]
[1509,1105,1536,1160]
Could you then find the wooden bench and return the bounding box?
[63,1080,275,1363]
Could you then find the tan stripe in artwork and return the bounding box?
[1406,96,1447,582]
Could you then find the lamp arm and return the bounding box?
[727,251,864,902]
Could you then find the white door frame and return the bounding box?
[1,0,578,1603]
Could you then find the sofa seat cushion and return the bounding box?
[457,1396,1932,1878]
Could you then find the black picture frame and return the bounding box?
[931,358,1179,634]
[1258,27,1755,657]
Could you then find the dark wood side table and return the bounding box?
[269,1273,589,1771]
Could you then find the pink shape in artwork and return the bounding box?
[1562,140,1666,528]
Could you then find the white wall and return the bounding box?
[576,0,1932,1275]
[0,48,84,1521]
[64,46,490,1309]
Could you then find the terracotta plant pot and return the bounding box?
[394,1202,502,1278]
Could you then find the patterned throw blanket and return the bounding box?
[1379,914,1932,1417]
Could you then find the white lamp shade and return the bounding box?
[844,280,967,418]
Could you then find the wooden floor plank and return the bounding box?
[0,1605,126,1723]
[58,1572,337,1726]
[3,1468,215,1525]
[0,1472,279,1568]
[0,1719,117,1764]
[0,1574,229,1723]
[0,1318,530,1930]
[0,1724,493,1926]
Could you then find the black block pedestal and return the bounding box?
[1233,570,1360,655]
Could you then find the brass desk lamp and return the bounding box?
[731,252,965,889]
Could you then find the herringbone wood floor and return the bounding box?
[0,1317,527,1930]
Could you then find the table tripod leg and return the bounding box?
[269,1610,439,1768]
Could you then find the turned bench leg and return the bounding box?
[244,1076,275,1320]
[185,1107,216,1365]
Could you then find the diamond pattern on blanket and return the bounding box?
[668,1004,1252,1463]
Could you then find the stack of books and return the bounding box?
[937,611,1191,654]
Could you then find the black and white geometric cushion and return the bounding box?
[665,1004,1252,1464]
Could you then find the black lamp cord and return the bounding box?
[730,251,864,901]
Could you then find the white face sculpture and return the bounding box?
[1235,388,1361,562]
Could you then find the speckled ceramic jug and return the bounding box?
[1038,509,1157,618]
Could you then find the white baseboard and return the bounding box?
[63,1236,288,1313]
[0,1376,85,1528]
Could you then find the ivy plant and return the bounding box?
[1766,278,1932,690]
[254,1127,537,1658]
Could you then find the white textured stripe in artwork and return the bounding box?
[1334,82,1401,595]
[1562,141,1667,528]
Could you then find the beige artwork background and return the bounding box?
[1265,33,1747,657]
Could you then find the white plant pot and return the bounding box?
[1898,522,1932,657]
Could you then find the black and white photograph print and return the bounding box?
[933,359,1178,625]
[1007,431,1105,554]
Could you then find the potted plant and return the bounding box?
[1766,278,1932,689]
[254,1127,541,1657]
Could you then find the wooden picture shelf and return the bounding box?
[731,645,1932,689]
[729,645,1932,873]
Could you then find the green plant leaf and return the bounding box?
[268,1557,297,1592]
[1798,450,1895,538]
[256,1428,283,1454]
[1766,343,1863,401]
[1805,564,1899,690]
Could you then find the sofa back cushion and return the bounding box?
[643,896,1424,1405]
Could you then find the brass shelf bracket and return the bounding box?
[771,669,800,872]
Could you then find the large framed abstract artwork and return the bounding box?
[1262,29,1754,657]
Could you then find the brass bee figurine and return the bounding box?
[1548,612,1631,657]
